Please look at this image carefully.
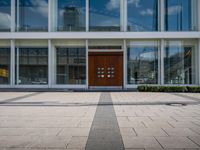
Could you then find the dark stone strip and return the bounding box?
[0,92,43,104]
[86,93,125,150]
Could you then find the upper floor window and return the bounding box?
[56,0,86,31]
[127,0,159,31]
[165,0,196,31]
[16,0,48,32]
[89,0,120,31]
[0,0,11,32]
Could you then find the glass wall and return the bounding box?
[15,40,48,85]
[89,0,120,31]
[56,0,86,31]
[164,40,197,84]
[165,0,195,31]
[56,47,86,85]
[0,0,11,31]
[127,40,159,84]
[128,0,159,31]
[16,0,48,31]
[0,41,10,84]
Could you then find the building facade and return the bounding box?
[0,0,200,89]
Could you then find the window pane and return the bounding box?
[89,0,120,31]
[0,0,11,32]
[165,0,194,31]
[57,0,86,31]
[127,41,158,84]
[164,40,197,84]
[127,0,158,31]
[56,47,86,84]
[16,0,48,32]
[0,48,10,84]
[16,48,48,85]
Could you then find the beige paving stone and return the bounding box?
[58,128,90,137]
[66,137,88,149]
[122,136,162,149]
[188,136,200,146]
[162,128,200,137]
[120,128,137,136]
[156,137,199,149]
[134,128,168,137]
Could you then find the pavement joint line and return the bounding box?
[85,92,125,150]
[172,93,200,102]
[0,92,43,104]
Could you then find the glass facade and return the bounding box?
[164,40,197,84]
[16,0,48,31]
[127,41,159,84]
[0,48,10,84]
[56,47,86,84]
[89,0,120,31]
[0,0,11,31]
[127,0,158,31]
[165,0,194,31]
[57,0,86,31]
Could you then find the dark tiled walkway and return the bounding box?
[86,93,125,150]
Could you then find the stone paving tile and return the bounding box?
[134,128,168,137]
[162,128,200,137]
[156,137,199,149]
[188,136,200,146]
[120,128,137,136]
[66,136,88,149]
[122,136,162,149]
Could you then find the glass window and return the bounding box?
[57,0,86,31]
[0,48,10,84]
[0,0,11,32]
[127,0,158,31]
[56,47,86,84]
[165,0,195,31]
[89,0,120,31]
[127,41,159,84]
[16,0,48,32]
[15,47,48,85]
[164,40,197,84]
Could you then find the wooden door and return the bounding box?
[89,52,123,86]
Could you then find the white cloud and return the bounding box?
[140,9,153,16]
[29,0,48,18]
[0,12,11,29]
[167,5,182,15]
[127,0,141,8]
[106,0,120,11]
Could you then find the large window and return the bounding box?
[56,47,86,85]
[56,0,86,31]
[0,0,11,31]
[127,0,158,31]
[15,40,48,85]
[165,0,195,31]
[0,41,10,84]
[89,0,120,31]
[127,41,159,84]
[164,40,197,84]
[16,0,48,32]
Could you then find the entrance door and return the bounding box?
[89,52,123,87]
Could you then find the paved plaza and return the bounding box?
[0,92,200,150]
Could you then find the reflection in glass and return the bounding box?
[0,48,10,84]
[0,0,11,31]
[127,0,158,31]
[16,48,48,85]
[164,40,196,84]
[57,0,86,31]
[127,41,158,84]
[56,48,86,84]
[16,0,48,32]
[165,0,194,31]
[89,0,120,31]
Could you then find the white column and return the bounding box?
[11,0,15,32]
[160,39,165,85]
[86,0,89,32]
[123,0,127,32]
[48,40,52,88]
[198,39,200,85]
[123,40,127,88]
[16,0,19,31]
[86,40,89,89]
[160,0,165,31]
[158,40,161,85]
[10,40,15,86]
[198,0,200,31]
[120,0,124,31]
